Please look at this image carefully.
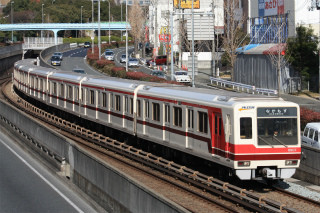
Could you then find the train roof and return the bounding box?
[15,59,293,106]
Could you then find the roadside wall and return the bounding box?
[294,145,320,185]
[0,44,22,76]
[0,99,187,213]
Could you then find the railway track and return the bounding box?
[2,80,320,213]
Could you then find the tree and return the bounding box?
[286,26,319,81]
[222,0,247,80]
[128,0,145,55]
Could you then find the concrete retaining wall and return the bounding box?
[0,44,23,76]
[294,145,320,185]
[0,99,187,213]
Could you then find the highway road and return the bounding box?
[0,125,103,213]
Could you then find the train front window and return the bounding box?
[257,118,297,146]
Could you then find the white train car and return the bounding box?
[13,59,301,180]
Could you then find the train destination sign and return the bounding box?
[257,107,297,117]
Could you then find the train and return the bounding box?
[13,59,301,181]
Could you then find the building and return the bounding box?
[148,0,224,75]
[234,0,320,94]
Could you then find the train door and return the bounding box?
[143,99,150,135]
[186,107,194,149]
[163,103,170,141]
[211,112,223,156]
[124,96,129,128]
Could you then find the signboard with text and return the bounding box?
[259,0,284,17]
[174,0,200,9]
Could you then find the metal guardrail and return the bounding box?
[210,77,277,96]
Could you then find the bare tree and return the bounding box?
[223,0,246,80]
[128,0,146,55]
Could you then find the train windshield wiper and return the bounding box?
[272,136,288,147]
[258,136,274,148]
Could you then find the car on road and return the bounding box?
[150,70,167,80]
[174,70,191,83]
[73,68,86,74]
[120,54,127,63]
[53,52,63,60]
[302,122,320,149]
[104,51,114,61]
[50,56,61,66]
[128,58,139,67]
[146,55,169,66]
[84,41,91,48]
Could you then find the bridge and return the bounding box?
[0,22,130,45]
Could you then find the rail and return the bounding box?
[5,83,307,213]
[210,77,277,96]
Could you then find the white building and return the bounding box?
[148,0,224,54]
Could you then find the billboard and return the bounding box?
[259,0,284,17]
[174,0,200,9]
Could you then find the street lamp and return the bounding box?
[121,1,123,42]
[11,1,14,42]
[126,0,128,71]
[106,0,110,44]
[98,0,101,60]
[80,6,83,37]
[92,0,94,54]
[41,3,44,38]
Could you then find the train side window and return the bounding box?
[68,86,73,99]
[137,100,141,117]
[130,98,133,114]
[215,115,218,134]
[240,117,252,139]
[315,131,319,142]
[152,103,160,122]
[60,84,64,97]
[198,111,208,133]
[173,107,182,127]
[75,88,79,100]
[115,95,121,111]
[81,88,84,102]
[102,93,107,107]
[309,129,314,139]
[31,77,34,87]
[145,101,149,118]
[125,96,129,113]
[53,82,57,95]
[165,104,170,123]
[219,117,222,135]
[89,90,94,104]
[188,108,194,129]
[36,78,38,89]
[303,128,309,137]
[40,79,43,91]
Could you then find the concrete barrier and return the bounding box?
[294,145,320,185]
[0,44,23,76]
[0,99,187,213]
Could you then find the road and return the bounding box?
[52,47,320,112]
[0,125,102,213]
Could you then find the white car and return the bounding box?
[104,51,114,61]
[302,122,320,149]
[120,54,127,63]
[128,58,139,67]
[53,52,63,60]
[174,71,191,83]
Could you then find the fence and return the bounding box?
[210,77,278,96]
[22,37,63,50]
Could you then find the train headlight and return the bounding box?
[285,160,298,166]
[238,161,250,167]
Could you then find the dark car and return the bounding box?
[51,56,61,66]
[150,70,167,80]
[73,68,86,74]
[84,41,91,48]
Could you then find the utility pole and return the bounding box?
[191,0,195,87]
[126,0,128,72]
[277,12,281,97]
[98,0,101,60]
[92,0,94,54]
[211,0,216,77]
[154,2,158,56]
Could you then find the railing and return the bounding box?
[210,77,277,96]
[22,37,63,50]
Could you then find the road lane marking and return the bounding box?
[0,138,84,213]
